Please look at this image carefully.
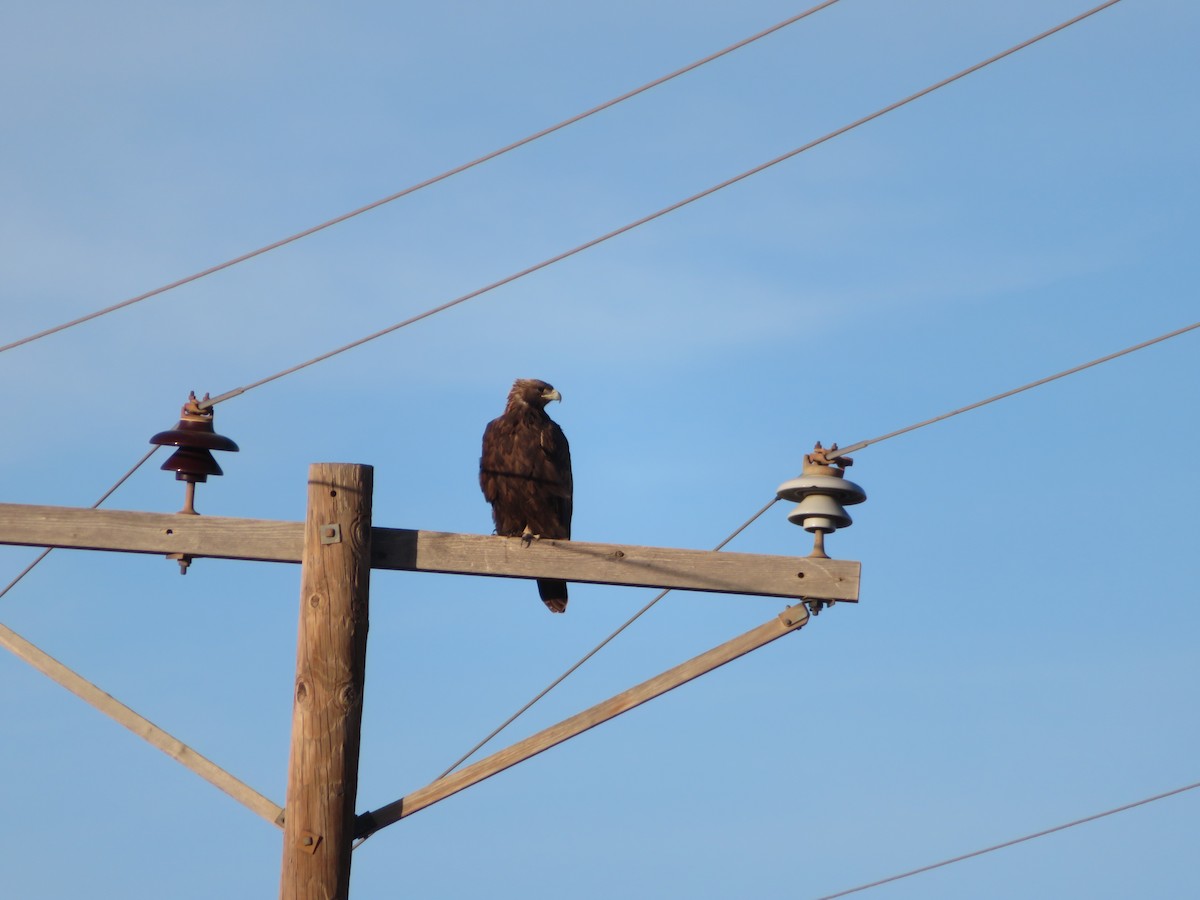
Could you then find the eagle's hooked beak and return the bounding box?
[543,388,562,403]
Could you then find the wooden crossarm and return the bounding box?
[0,503,859,601]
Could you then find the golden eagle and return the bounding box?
[479,379,573,612]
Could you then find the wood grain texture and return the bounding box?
[0,503,858,601]
[372,528,859,601]
[279,464,373,900]
[359,604,810,837]
[0,503,302,562]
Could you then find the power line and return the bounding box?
[432,496,779,781]
[0,0,1139,608]
[814,780,1200,899]
[428,313,1199,778]
[7,307,1189,827]
[0,1,842,358]
[0,447,159,601]
[344,497,780,852]
[202,0,1127,410]
[835,319,1200,458]
[0,0,1152,819]
[0,446,282,825]
[8,0,1130,611]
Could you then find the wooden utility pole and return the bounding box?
[0,482,861,891]
[279,464,374,900]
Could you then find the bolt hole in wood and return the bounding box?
[797,571,805,578]
[165,529,173,535]
[330,490,337,497]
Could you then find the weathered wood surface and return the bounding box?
[358,604,810,837]
[0,621,284,826]
[0,503,859,601]
[372,529,859,601]
[279,464,373,900]
[0,503,302,562]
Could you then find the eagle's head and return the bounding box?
[509,378,562,409]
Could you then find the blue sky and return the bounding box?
[1,1,1197,897]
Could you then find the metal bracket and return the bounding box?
[319,524,342,545]
[777,604,810,629]
[300,830,322,854]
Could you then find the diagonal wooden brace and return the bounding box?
[356,603,811,839]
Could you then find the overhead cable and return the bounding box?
[200,0,1127,410]
[0,445,284,822]
[432,497,778,781]
[427,314,1198,776]
[814,780,1200,899]
[0,1,842,357]
[835,319,1200,458]
[344,496,780,852]
[0,447,159,601]
[2,0,1146,784]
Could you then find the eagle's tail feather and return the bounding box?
[537,579,568,613]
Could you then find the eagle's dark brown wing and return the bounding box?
[480,406,573,612]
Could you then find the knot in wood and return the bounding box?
[309,593,322,608]
[350,515,371,549]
